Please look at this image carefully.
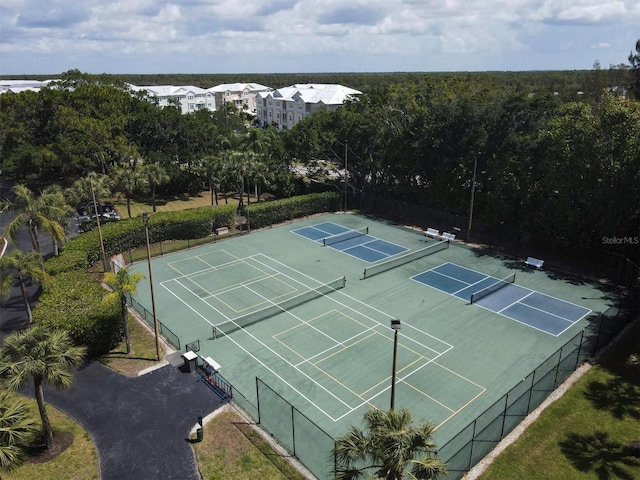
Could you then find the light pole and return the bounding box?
[344,140,348,213]
[90,179,109,272]
[390,319,401,410]
[142,212,161,361]
[466,153,478,244]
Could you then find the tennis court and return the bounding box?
[128,213,612,479]
[292,221,408,262]
[412,262,591,336]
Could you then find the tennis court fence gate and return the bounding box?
[211,288,637,480]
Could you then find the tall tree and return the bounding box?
[629,39,640,100]
[0,390,38,473]
[102,268,145,354]
[39,185,73,256]
[64,172,113,214]
[0,325,86,450]
[334,408,446,480]
[0,250,49,325]
[142,163,170,212]
[198,155,224,206]
[0,184,66,254]
[111,162,147,218]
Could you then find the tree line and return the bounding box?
[1,51,639,268]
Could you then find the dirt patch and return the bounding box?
[28,431,74,464]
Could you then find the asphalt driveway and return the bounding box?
[43,361,223,480]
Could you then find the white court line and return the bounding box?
[250,253,454,354]
[160,251,456,421]
[160,278,348,419]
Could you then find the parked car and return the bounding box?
[76,202,119,217]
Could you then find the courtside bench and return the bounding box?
[215,226,229,235]
[525,257,544,269]
[425,228,440,239]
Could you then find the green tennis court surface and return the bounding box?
[128,213,612,475]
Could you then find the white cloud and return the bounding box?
[0,0,638,73]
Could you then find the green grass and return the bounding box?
[112,190,240,220]
[99,314,160,376]
[479,323,640,480]
[3,399,99,480]
[192,409,309,480]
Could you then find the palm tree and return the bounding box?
[112,163,147,218]
[40,185,73,256]
[0,250,49,325]
[0,325,86,450]
[0,184,66,254]
[64,172,113,209]
[142,163,170,212]
[0,390,39,472]
[334,408,447,480]
[198,155,224,206]
[103,268,145,354]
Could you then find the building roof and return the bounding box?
[259,84,361,105]
[128,84,209,96]
[207,83,271,93]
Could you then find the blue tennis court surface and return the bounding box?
[412,262,591,336]
[292,221,408,262]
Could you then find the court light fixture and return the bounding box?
[390,319,401,410]
[142,212,161,361]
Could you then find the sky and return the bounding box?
[1,0,639,75]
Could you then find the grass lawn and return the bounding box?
[479,322,640,480]
[192,408,310,480]
[112,190,241,219]
[99,313,161,376]
[3,399,99,480]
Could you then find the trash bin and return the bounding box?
[196,427,203,442]
[183,351,198,373]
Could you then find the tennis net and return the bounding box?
[323,227,369,247]
[470,273,516,304]
[363,240,449,279]
[213,276,346,338]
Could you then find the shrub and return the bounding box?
[32,271,121,356]
[246,192,340,229]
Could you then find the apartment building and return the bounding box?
[255,84,362,130]
[207,83,271,114]
[128,84,216,114]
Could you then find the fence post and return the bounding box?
[291,405,296,457]
[499,393,509,439]
[256,377,261,425]
[467,420,477,471]
[574,330,585,370]
[526,370,536,414]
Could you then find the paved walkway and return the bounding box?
[43,361,223,480]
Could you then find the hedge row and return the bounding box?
[32,270,121,356]
[246,192,340,229]
[60,204,237,266]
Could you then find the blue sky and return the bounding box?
[1,0,638,74]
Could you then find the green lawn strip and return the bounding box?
[99,314,160,376]
[192,409,309,480]
[479,323,640,480]
[3,398,99,480]
[113,191,240,219]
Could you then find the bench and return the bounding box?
[525,257,544,269]
[425,228,440,239]
[441,232,456,242]
[215,227,229,235]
